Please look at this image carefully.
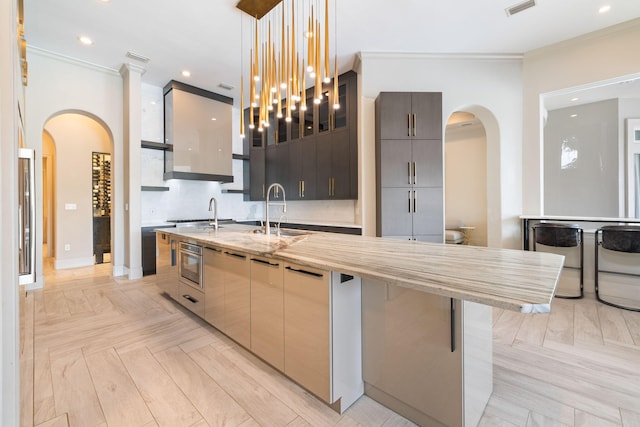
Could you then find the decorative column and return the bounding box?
[120,63,145,279]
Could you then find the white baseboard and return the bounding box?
[54,257,95,270]
[128,266,143,280]
[112,264,127,277]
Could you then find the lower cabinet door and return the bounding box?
[204,247,225,331]
[283,263,331,402]
[250,256,284,370]
[176,282,205,318]
[223,251,251,348]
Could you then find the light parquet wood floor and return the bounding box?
[20,260,640,427]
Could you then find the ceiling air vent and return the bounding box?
[505,0,536,17]
[218,83,234,91]
[125,51,150,63]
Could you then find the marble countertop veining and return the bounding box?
[158,224,564,313]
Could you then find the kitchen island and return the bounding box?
[155,224,563,426]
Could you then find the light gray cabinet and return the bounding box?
[362,279,492,427]
[204,247,225,330]
[376,92,443,243]
[222,250,251,348]
[155,232,179,299]
[250,256,285,371]
[203,247,251,348]
[283,263,363,413]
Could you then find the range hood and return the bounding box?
[163,80,234,182]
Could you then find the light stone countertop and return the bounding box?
[160,224,564,313]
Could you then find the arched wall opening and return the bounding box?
[43,111,114,270]
[444,105,501,247]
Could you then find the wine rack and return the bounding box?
[92,152,111,217]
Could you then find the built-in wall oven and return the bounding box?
[178,241,203,289]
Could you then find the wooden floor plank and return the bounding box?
[514,312,550,346]
[493,309,526,345]
[526,411,572,427]
[573,300,603,345]
[84,348,155,427]
[154,346,251,427]
[189,345,298,426]
[621,309,640,346]
[620,407,640,427]
[117,346,203,426]
[545,298,574,345]
[49,348,106,427]
[219,344,343,427]
[33,413,69,427]
[574,409,622,426]
[597,304,635,346]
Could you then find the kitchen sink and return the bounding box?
[251,228,308,237]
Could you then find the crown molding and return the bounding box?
[26,45,121,77]
[358,52,524,62]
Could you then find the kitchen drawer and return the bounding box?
[176,281,205,318]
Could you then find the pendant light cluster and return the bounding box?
[239,0,339,139]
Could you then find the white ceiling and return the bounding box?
[25,0,640,102]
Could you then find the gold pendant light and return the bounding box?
[237,0,339,137]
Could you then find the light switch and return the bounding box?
[65,203,77,210]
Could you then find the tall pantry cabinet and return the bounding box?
[375,92,443,243]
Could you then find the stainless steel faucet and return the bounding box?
[265,183,286,236]
[208,196,218,230]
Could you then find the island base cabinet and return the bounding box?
[204,247,225,331]
[155,232,179,299]
[223,251,251,349]
[250,256,284,371]
[283,264,363,413]
[362,279,492,427]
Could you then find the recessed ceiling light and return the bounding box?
[570,114,578,118]
[571,97,579,102]
[598,5,611,13]
[78,35,93,46]
[211,117,217,121]
[181,70,191,77]
[98,0,111,3]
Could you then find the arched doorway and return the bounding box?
[43,112,114,270]
[444,110,489,246]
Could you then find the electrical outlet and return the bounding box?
[64,244,71,251]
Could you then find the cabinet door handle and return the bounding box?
[413,113,417,136]
[205,247,222,253]
[262,184,265,199]
[285,265,324,278]
[328,178,332,196]
[407,114,411,137]
[413,161,417,185]
[225,252,247,259]
[332,178,335,196]
[408,190,412,213]
[183,294,199,304]
[407,162,411,185]
[450,298,456,352]
[413,190,417,213]
[251,258,279,267]
[302,180,305,198]
[298,180,302,198]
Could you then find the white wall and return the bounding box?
[522,19,640,216]
[445,124,488,246]
[25,48,125,283]
[358,53,524,248]
[44,113,112,268]
[1,0,20,423]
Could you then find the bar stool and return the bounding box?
[532,223,583,299]
[595,225,640,312]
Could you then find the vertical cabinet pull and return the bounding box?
[262,184,265,199]
[407,162,411,185]
[413,161,417,185]
[413,113,417,136]
[408,191,412,213]
[302,180,305,198]
[450,298,456,352]
[407,114,411,137]
[413,190,417,213]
